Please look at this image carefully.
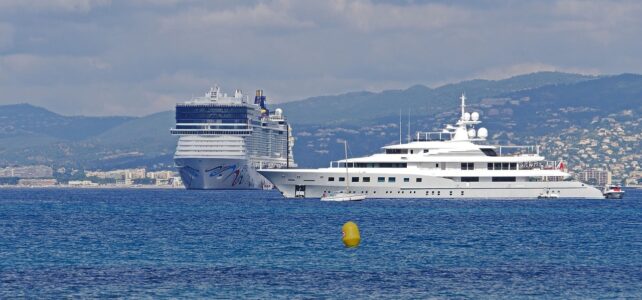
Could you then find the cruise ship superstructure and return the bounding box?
[259,94,603,199]
[171,86,295,189]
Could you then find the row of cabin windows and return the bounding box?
[323,189,469,197]
[461,162,517,170]
[385,148,501,157]
[461,177,517,182]
[437,162,520,170]
[488,162,517,170]
[322,190,469,197]
[337,162,516,170]
[385,149,430,154]
[461,163,474,170]
[327,176,516,183]
[328,176,423,183]
[339,163,407,168]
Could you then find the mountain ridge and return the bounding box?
[0,72,640,182]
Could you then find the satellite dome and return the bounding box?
[275,108,283,117]
[478,127,488,138]
[463,112,471,121]
[467,129,476,138]
[471,112,479,121]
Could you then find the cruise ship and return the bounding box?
[259,94,604,199]
[171,86,295,189]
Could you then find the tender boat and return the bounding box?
[321,192,366,202]
[603,185,625,199]
[320,141,366,201]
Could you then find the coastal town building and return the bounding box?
[0,165,54,178]
[576,169,612,186]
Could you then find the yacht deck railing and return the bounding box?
[495,145,540,156]
[414,131,454,141]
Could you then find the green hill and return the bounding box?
[0,72,640,183]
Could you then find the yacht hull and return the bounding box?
[259,170,605,199]
[175,157,271,190]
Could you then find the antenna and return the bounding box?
[460,93,466,119]
[407,108,411,143]
[399,109,402,145]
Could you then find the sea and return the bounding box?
[1,188,641,299]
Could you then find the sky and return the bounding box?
[1,0,641,116]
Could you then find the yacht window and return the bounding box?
[424,149,429,153]
[388,177,396,183]
[461,162,474,170]
[461,177,479,182]
[502,163,509,170]
[410,150,414,154]
[492,177,516,182]
[494,163,501,170]
[328,177,335,182]
[363,177,371,182]
[377,177,385,182]
[481,148,498,156]
[510,163,517,170]
[352,177,359,182]
[339,177,345,182]
[488,163,493,170]
[385,149,409,154]
[416,178,422,183]
[435,163,439,168]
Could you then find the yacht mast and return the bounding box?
[344,141,350,192]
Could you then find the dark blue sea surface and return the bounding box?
[1,188,641,298]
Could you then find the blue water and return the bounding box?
[1,189,641,298]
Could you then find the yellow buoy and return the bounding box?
[342,221,361,248]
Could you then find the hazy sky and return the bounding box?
[1,0,641,116]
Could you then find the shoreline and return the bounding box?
[0,185,184,189]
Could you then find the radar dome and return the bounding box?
[471,112,479,121]
[275,108,283,117]
[477,127,488,138]
[463,112,471,121]
[467,129,476,138]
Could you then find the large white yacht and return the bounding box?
[171,86,295,189]
[259,94,604,199]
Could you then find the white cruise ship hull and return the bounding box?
[175,157,271,190]
[259,170,605,199]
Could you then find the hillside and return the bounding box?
[0,72,640,182]
[0,104,134,140]
[279,72,596,125]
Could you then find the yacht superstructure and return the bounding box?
[171,86,295,189]
[259,94,604,199]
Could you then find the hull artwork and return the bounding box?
[176,158,270,190]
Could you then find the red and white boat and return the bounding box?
[603,185,625,199]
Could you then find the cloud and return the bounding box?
[0,0,110,12]
[548,0,642,43]
[160,1,316,32]
[1,0,642,116]
[0,22,13,50]
[328,0,470,32]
